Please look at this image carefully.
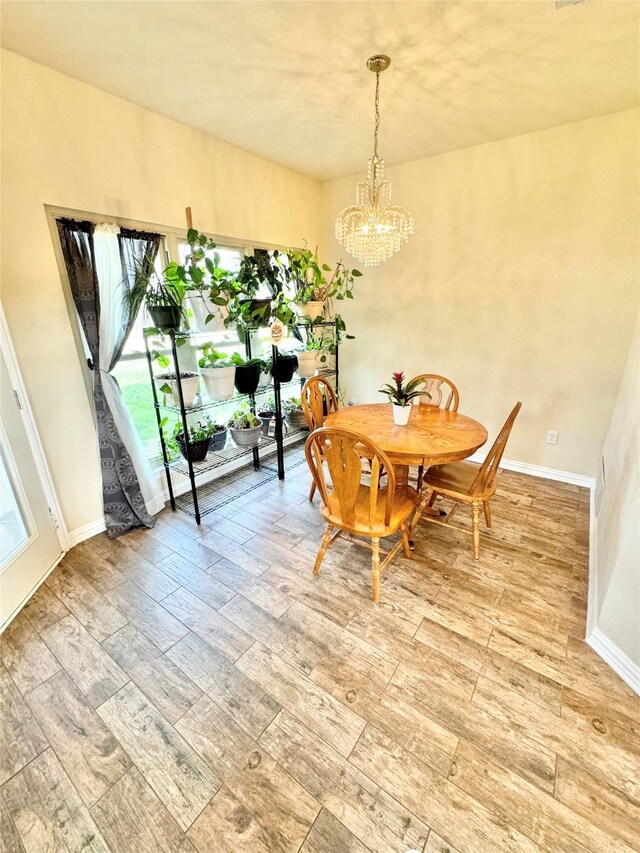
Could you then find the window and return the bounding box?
[50,206,285,463]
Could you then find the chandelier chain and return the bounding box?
[373,71,381,160]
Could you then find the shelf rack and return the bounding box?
[144,322,339,523]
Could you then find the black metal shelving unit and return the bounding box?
[144,321,339,523]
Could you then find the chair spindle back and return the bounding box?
[301,376,339,432]
[470,402,522,496]
[305,428,396,528]
[410,374,460,411]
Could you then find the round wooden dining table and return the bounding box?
[325,402,488,499]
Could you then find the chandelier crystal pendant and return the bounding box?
[335,55,414,267]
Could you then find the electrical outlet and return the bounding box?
[546,430,558,445]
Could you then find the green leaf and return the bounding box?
[187,228,197,243]
[205,257,215,274]
[322,263,332,271]
[346,291,354,299]
[352,269,363,277]
[155,354,170,368]
[211,296,227,305]
[205,313,214,325]
[346,334,355,339]
[159,383,172,395]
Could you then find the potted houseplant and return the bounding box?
[167,228,233,332]
[284,245,362,326]
[272,350,298,383]
[231,353,262,396]
[257,394,276,435]
[283,397,307,430]
[155,371,201,408]
[126,253,187,332]
[227,406,263,449]
[208,422,228,452]
[379,371,431,425]
[296,346,318,378]
[259,357,273,386]
[164,418,219,463]
[198,343,236,401]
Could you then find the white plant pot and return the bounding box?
[186,293,228,332]
[229,425,262,449]
[259,370,273,386]
[316,349,334,370]
[296,351,318,378]
[155,374,201,408]
[201,365,236,401]
[392,404,411,426]
[295,301,325,322]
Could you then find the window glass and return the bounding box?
[0,444,29,568]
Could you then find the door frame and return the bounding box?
[0,303,69,553]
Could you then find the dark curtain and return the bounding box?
[117,228,162,367]
[57,218,156,538]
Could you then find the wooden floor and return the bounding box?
[1,463,639,853]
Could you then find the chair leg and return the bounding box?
[371,537,381,604]
[428,491,438,508]
[472,502,481,561]
[400,522,412,559]
[308,480,316,502]
[416,464,423,490]
[313,524,333,575]
[483,501,492,528]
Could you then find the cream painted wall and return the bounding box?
[0,49,321,534]
[321,109,640,477]
[593,310,639,671]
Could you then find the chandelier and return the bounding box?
[335,55,414,267]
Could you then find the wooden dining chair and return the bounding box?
[301,376,339,502]
[420,402,522,560]
[305,427,416,603]
[409,374,460,486]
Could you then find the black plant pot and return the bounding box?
[149,305,181,331]
[241,298,272,326]
[209,428,227,452]
[234,363,261,396]
[272,354,297,383]
[176,435,210,463]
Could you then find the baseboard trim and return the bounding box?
[67,517,107,548]
[467,452,595,489]
[587,627,640,696]
[586,486,598,636]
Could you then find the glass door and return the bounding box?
[0,346,63,627]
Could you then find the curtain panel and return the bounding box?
[56,218,157,538]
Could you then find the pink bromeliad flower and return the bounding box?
[392,371,405,389]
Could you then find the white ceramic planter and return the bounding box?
[155,374,201,408]
[229,425,262,449]
[201,365,236,401]
[186,293,228,332]
[392,404,411,426]
[295,301,325,322]
[296,351,318,378]
[259,370,273,386]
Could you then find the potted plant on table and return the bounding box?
[198,343,236,401]
[227,406,263,449]
[379,371,431,426]
[231,353,262,396]
[283,397,308,430]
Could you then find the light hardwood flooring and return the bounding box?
[1,463,639,853]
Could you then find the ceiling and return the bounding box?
[1,1,638,181]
